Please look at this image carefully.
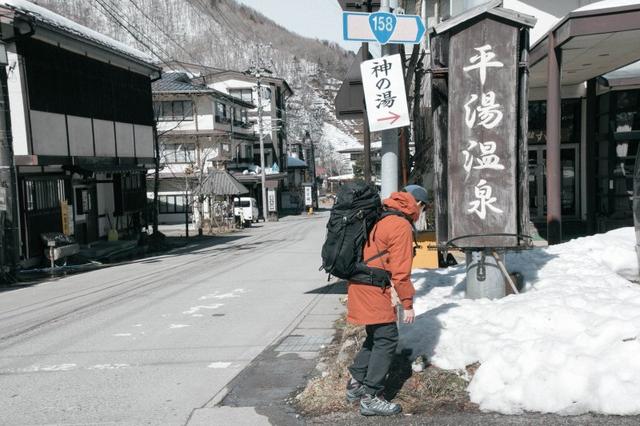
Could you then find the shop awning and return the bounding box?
[529,1,640,88]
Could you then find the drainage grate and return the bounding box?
[275,335,333,353]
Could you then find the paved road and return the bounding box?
[0,213,334,425]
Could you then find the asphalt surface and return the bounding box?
[0,213,335,425]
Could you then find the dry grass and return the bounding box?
[295,315,480,417]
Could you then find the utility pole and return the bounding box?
[0,41,18,275]
[362,0,372,184]
[246,65,271,222]
[152,124,160,235]
[380,0,399,198]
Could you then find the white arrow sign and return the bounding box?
[360,54,410,132]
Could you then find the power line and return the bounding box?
[90,0,179,73]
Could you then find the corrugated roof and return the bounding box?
[193,169,249,196]
[153,73,255,108]
[287,156,308,168]
[152,72,212,94]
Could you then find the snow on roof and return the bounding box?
[402,227,640,415]
[574,0,640,12]
[0,0,155,65]
[327,174,355,181]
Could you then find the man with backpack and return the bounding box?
[344,186,427,416]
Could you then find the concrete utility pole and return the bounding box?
[255,70,268,222]
[362,0,373,184]
[0,42,18,274]
[380,0,399,199]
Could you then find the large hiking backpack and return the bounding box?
[320,182,391,286]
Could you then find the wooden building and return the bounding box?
[0,0,159,265]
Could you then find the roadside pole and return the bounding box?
[0,43,18,274]
[362,1,372,184]
[362,42,372,185]
[256,74,268,222]
[380,0,399,199]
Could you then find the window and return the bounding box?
[75,188,93,215]
[154,100,194,121]
[229,88,253,103]
[114,173,146,215]
[215,102,229,123]
[615,90,640,132]
[158,195,192,213]
[25,179,65,212]
[527,99,581,144]
[161,143,196,164]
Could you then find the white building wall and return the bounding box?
[6,49,29,156]
[94,119,116,157]
[30,111,67,156]
[115,122,135,157]
[134,125,154,158]
[68,116,94,156]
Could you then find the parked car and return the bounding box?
[233,197,259,226]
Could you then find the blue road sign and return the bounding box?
[369,12,397,44]
[343,11,426,44]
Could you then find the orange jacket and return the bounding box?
[347,192,418,325]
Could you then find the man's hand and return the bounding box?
[403,308,415,324]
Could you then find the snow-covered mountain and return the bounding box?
[31,0,362,175]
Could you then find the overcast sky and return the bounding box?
[235,0,360,52]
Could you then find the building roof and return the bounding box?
[287,156,308,169]
[528,0,640,88]
[153,73,255,108]
[193,169,249,196]
[0,0,158,69]
[202,69,294,97]
[430,0,536,35]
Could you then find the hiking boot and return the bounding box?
[360,394,402,416]
[345,378,366,403]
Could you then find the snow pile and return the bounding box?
[401,227,640,415]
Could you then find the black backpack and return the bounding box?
[320,182,400,287]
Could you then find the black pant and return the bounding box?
[348,322,398,395]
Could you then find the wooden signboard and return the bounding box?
[447,18,519,248]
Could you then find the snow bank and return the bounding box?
[401,227,640,415]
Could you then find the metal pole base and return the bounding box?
[465,250,505,300]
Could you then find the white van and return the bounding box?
[233,197,259,226]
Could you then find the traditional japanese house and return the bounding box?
[0,0,160,265]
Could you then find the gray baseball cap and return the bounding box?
[404,184,429,204]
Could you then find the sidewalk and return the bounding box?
[186,280,346,425]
